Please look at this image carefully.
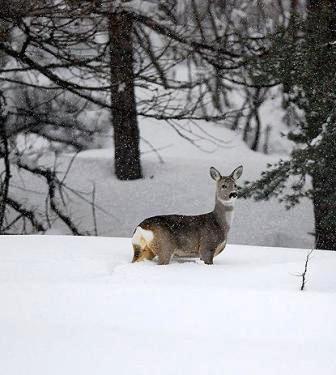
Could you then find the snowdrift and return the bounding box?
[1,236,335,375]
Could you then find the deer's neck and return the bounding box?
[214,199,235,231]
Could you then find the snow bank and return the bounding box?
[1,236,335,375]
[9,119,313,248]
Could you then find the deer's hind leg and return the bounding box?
[132,244,156,263]
[157,246,175,265]
[149,231,176,265]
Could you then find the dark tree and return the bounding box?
[109,11,141,180]
[0,0,251,180]
[243,0,336,250]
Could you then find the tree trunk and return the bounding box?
[109,11,142,180]
[312,174,336,250]
[251,88,262,152]
[251,109,261,152]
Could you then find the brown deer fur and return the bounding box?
[131,166,243,265]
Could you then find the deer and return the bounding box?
[131,165,243,265]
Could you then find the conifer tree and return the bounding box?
[244,0,336,250]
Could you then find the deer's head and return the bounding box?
[210,165,243,205]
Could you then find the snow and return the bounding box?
[8,119,313,248]
[1,235,336,375]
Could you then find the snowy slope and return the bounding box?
[1,236,336,375]
[9,119,314,249]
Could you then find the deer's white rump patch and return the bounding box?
[132,227,154,248]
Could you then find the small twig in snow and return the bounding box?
[300,247,314,291]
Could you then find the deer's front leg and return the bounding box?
[199,246,215,265]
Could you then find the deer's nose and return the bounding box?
[229,192,238,199]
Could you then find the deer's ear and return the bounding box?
[231,165,243,180]
[210,167,221,181]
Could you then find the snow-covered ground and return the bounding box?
[10,119,314,248]
[1,235,335,375]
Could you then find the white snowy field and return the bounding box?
[11,119,314,249]
[1,235,336,375]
